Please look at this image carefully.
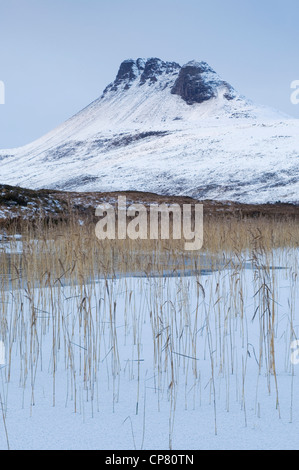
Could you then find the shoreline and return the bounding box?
[1,184,299,228]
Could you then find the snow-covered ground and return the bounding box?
[0,247,298,450]
[0,58,298,204]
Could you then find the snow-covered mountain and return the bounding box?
[0,58,298,204]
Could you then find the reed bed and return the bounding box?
[0,214,298,449]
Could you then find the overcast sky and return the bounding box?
[0,0,298,148]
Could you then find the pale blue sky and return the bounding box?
[0,0,298,148]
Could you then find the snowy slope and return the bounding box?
[0,58,298,204]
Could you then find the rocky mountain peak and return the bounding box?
[171,60,236,105]
[139,58,180,85]
[103,58,181,94]
[115,59,143,83]
[102,57,237,104]
[0,55,294,205]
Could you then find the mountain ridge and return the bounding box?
[0,57,298,204]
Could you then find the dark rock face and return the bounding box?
[171,62,217,105]
[103,59,145,94]
[103,58,181,95]
[171,61,236,105]
[102,58,236,103]
[115,59,140,83]
[139,58,180,85]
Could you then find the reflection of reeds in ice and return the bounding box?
[0,215,298,449]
